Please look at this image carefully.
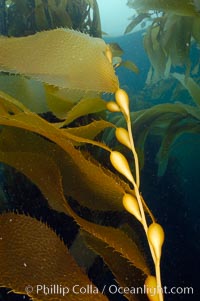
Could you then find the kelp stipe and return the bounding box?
[107,89,165,301]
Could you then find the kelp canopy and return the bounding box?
[119,0,200,176]
[0,0,102,37]
[126,0,200,82]
[127,0,200,16]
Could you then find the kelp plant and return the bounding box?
[106,74,200,178]
[0,29,165,301]
[126,0,200,83]
[117,0,200,177]
[0,0,102,37]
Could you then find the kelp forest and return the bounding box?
[0,1,199,301]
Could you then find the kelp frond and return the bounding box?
[126,0,200,82]
[0,89,153,300]
[2,0,102,37]
[0,28,119,93]
[0,212,108,301]
[109,99,200,177]
[127,0,200,17]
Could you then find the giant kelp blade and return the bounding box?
[45,0,72,28]
[66,205,151,276]
[192,17,200,44]
[0,89,28,114]
[0,128,68,214]
[44,84,102,119]
[0,93,127,211]
[160,16,192,67]
[62,120,115,146]
[130,102,200,176]
[131,104,187,167]
[124,13,149,34]
[112,103,191,169]
[128,0,200,16]
[0,74,48,113]
[82,231,147,301]
[143,26,167,81]
[0,91,149,274]
[44,84,79,119]
[109,43,124,57]
[120,60,140,74]
[157,117,200,176]
[60,97,107,126]
[0,126,124,212]
[64,120,114,139]
[0,212,108,301]
[172,72,200,107]
[0,28,119,93]
[61,193,151,278]
[0,128,150,276]
[0,92,150,275]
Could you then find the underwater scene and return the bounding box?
[0,0,199,300]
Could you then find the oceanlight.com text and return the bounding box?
[25,284,194,297]
[107,284,194,296]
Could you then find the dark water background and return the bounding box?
[105,32,200,301]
